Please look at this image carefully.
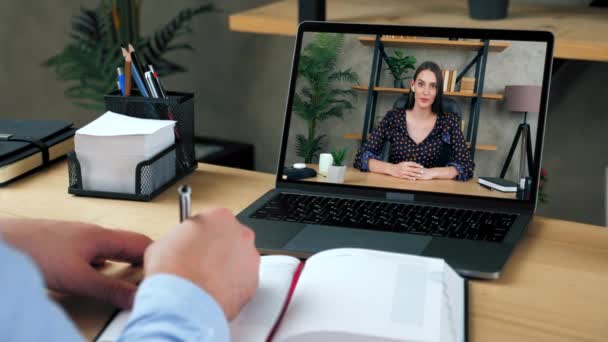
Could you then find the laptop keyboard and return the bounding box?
[250,193,517,243]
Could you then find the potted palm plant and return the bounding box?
[293,33,359,164]
[327,148,348,183]
[385,50,416,88]
[45,0,214,110]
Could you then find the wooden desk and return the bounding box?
[303,164,516,199]
[228,0,608,62]
[1,161,607,341]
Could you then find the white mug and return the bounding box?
[318,153,333,176]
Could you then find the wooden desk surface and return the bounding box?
[303,164,516,199]
[228,0,608,62]
[1,161,607,341]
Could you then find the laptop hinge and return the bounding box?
[386,192,415,202]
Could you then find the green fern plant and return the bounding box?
[385,50,416,81]
[293,33,359,164]
[45,0,214,111]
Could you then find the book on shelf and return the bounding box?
[0,119,75,186]
[450,70,458,92]
[478,177,518,192]
[460,77,475,93]
[442,70,459,92]
[96,248,468,342]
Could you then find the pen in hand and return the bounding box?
[179,184,192,222]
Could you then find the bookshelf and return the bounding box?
[357,36,510,52]
[358,35,507,157]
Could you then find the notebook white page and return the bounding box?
[95,255,300,342]
[230,255,300,340]
[272,248,465,342]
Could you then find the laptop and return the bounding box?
[237,22,553,279]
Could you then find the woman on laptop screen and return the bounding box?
[354,61,474,181]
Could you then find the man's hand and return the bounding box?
[0,218,152,309]
[387,161,425,180]
[144,208,260,320]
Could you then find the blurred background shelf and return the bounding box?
[229,0,608,62]
[357,36,510,52]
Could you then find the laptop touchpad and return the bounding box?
[284,225,431,255]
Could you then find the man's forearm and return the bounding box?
[119,274,230,342]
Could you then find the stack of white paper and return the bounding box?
[75,111,176,194]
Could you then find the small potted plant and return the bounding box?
[385,50,416,88]
[327,148,348,183]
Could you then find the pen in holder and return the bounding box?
[67,91,197,201]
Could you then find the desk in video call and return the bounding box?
[303,165,516,200]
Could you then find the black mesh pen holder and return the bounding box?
[67,91,196,201]
[104,90,196,175]
[68,144,180,201]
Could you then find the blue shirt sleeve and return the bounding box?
[0,236,229,342]
[119,274,230,342]
[0,238,84,342]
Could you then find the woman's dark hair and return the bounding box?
[406,61,444,114]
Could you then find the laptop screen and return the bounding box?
[279,24,552,203]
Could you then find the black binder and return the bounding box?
[0,119,76,185]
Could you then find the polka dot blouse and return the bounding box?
[353,109,475,181]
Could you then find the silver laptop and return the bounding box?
[238,22,553,279]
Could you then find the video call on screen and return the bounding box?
[283,32,547,201]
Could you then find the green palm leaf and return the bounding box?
[45,1,215,110]
[295,134,325,163]
[293,33,360,163]
[139,4,215,75]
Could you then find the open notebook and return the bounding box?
[96,248,468,342]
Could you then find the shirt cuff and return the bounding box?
[121,274,230,342]
[359,151,381,172]
[447,162,470,181]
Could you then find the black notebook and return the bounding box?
[0,119,75,185]
[478,177,518,192]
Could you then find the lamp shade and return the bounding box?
[504,85,542,113]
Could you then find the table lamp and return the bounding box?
[500,85,542,185]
